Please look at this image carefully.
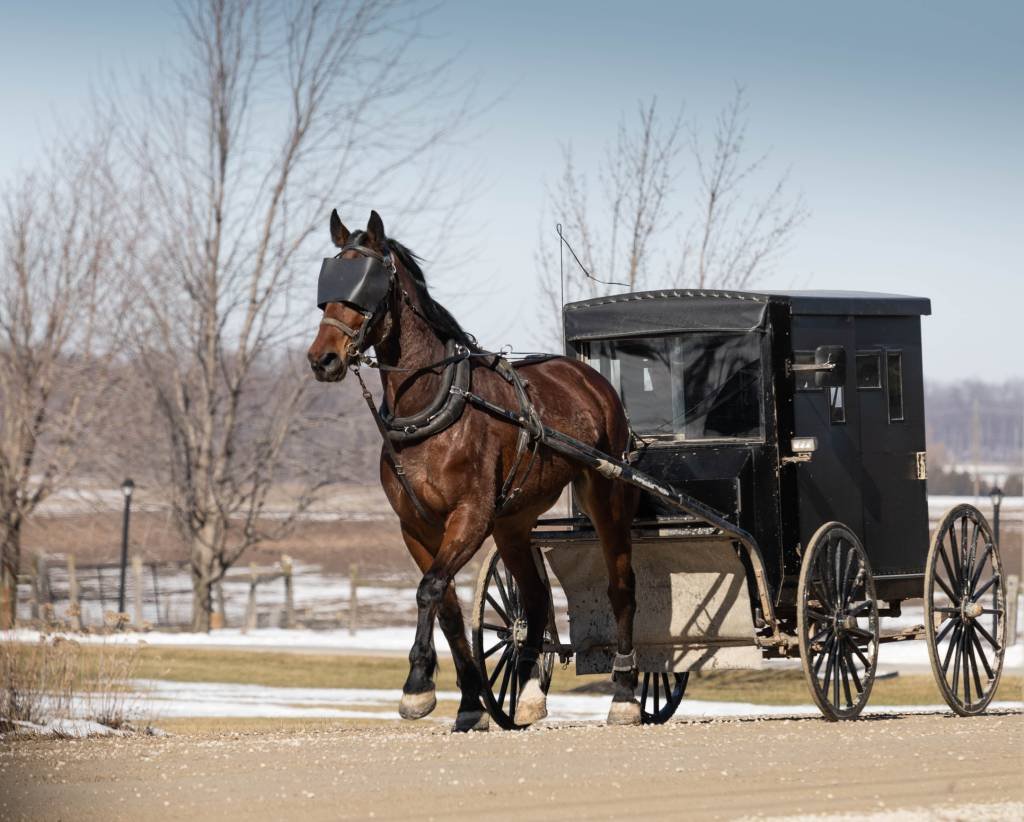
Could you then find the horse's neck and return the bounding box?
[375,283,448,416]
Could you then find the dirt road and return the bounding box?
[2,712,1022,821]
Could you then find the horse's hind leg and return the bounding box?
[493,521,551,726]
[399,526,488,731]
[576,469,642,725]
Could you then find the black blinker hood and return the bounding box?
[317,256,390,312]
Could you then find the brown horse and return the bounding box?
[307,210,640,731]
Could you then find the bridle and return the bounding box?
[317,238,398,361]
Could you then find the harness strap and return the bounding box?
[320,316,363,338]
[352,365,441,528]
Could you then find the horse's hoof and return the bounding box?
[606,699,641,726]
[453,709,489,733]
[513,679,548,726]
[399,689,437,720]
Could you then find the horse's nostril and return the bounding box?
[318,352,340,372]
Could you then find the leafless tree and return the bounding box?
[116,0,473,631]
[0,135,127,628]
[539,88,807,343]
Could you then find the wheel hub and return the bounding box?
[511,618,528,647]
[962,601,983,620]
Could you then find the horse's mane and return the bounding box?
[358,231,482,353]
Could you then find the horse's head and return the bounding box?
[307,209,396,382]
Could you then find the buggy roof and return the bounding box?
[562,289,931,341]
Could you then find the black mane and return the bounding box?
[366,232,481,353]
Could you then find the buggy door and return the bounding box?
[790,316,864,549]
[853,318,928,575]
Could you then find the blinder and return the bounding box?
[317,254,392,313]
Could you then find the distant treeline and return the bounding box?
[926,379,1023,465]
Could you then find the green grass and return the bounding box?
[93,645,1023,708]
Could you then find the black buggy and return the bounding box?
[470,289,1008,724]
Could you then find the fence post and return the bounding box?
[67,554,82,630]
[132,555,145,628]
[1006,574,1020,647]
[280,555,294,629]
[150,563,162,627]
[242,563,258,634]
[348,562,359,636]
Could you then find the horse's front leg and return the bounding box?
[399,507,490,722]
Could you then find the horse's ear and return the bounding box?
[366,210,386,247]
[330,209,349,248]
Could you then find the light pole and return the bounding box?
[117,478,134,614]
[989,486,1004,549]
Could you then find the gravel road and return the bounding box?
[2,712,1022,821]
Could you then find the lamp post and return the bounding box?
[117,478,135,614]
[989,486,1004,549]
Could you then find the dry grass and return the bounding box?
[1,634,143,734]
[115,645,1023,707]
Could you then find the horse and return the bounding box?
[307,209,641,731]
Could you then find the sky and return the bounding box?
[1,1,1022,381]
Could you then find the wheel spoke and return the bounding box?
[810,626,831,645]
[967,629,984,701]
[960,626,971,705]
[492,566,511,611]
[844,635,872,670]
[969,544,994,594]
[508,664,519,720]
[813,635,834,678]
[840,545,856,604]
[946,529,963,587]
[806,607,832,624]
[951,624,964,694]
[483,639,508,659]
[935,615,959,645]
[822,641,836,698]
[973,619,1002,652]
[941,622,962,674]
[970,575,998,603]
[969,625,995,679]
[938,540,960,594]
[849,601,872,617]
[481,622,508,633]
[486,593,511,626]
[662,673,673,705]
[652,671,660,715]
[496,654,513,708]
[639,673,650,711]
[490,646,511,687]
[959,516,970,585]
[846,626,875,642]
[843,641,863,693]
[831,641,841,706]
[934,573,959,604]
[839,649,854,707]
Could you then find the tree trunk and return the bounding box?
[0,519,21,629]
[190,569,214,633]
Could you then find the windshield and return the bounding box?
[582,333,764,441]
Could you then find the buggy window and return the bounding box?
[887,351,904,422]
[583,333,763,441]
[856,352,881,389]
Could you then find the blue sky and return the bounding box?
[2,1,1021,380]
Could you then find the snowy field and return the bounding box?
[65,678,1024,725]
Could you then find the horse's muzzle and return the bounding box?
[309,351,346,382]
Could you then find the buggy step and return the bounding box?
[878,624,926,643]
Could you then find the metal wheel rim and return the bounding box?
[471,546,554,730]
[638,671,689,724]
[925,504,1006,716]
[797,522,879,721]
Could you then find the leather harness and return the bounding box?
[319,239,548,526]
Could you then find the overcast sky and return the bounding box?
[1,1,1021,381]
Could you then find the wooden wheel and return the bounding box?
[471,545,555,730]
[797,522,879,720]
[638,671,689,724]
[925,504,1006,716]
